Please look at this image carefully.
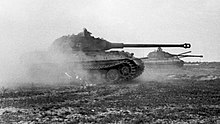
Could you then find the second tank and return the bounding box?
[141,47,203,68]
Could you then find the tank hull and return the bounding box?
[142,58,184,68]
[23,51,144,83]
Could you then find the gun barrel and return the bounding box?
[122,43,191,49]
[178,51,192,55]
[179,55,203,58]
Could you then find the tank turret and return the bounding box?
[147,47,202,59]
[50,28,191,53]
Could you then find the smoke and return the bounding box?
[0,33,92,88]
[0,58,29,88]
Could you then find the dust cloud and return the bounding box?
[0,33,90,89]
[0,59,29,88]
[139,66,182,82]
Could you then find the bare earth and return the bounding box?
[0,62,220,124]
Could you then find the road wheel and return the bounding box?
[106,69,120,83]
[120,65,131,77]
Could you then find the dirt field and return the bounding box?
[0,62,220,123]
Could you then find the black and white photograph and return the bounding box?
[0,0,220,123]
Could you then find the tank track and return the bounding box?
[80,59,144,83]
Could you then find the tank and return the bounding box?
[142,47,203,68]
[22,28,191,83]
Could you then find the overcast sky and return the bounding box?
[0,0,220,63]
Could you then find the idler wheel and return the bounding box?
[106,69,120,83]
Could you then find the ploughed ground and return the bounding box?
[0,62,220,123]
